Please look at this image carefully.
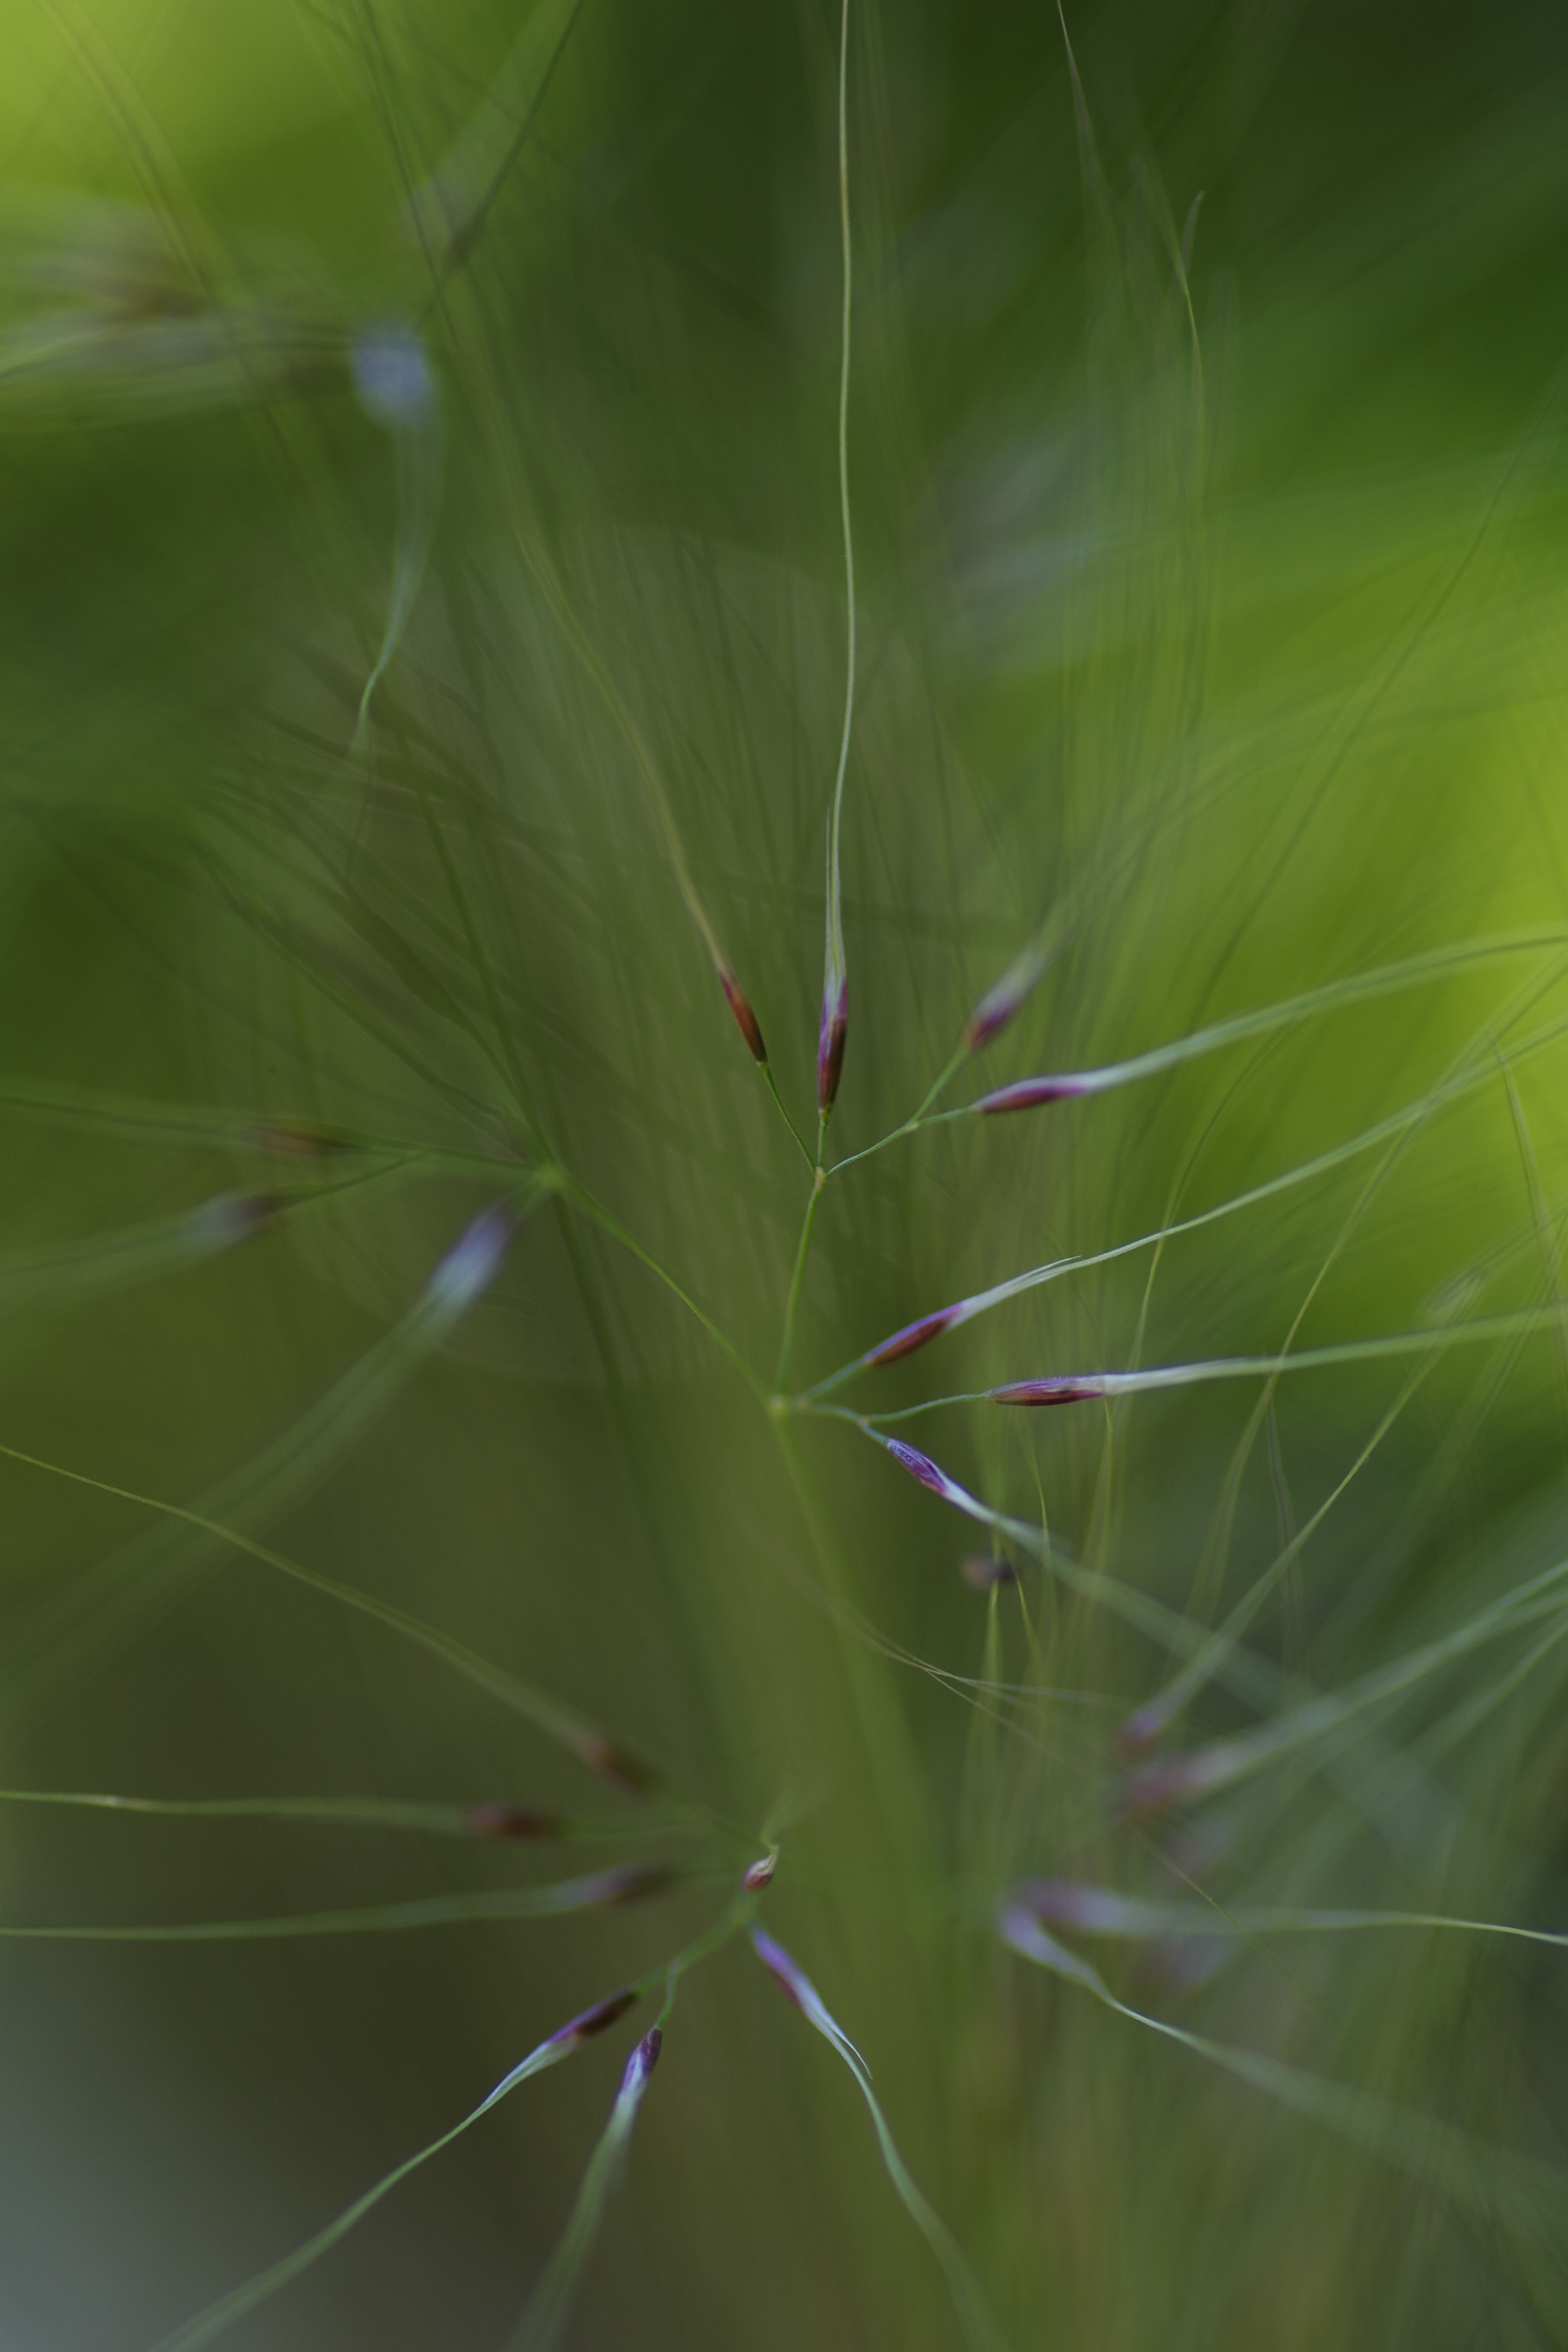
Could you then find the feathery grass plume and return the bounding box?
[17,0,1568,2340]
[751,1929,1005,2352]
[509,2026,665,2352]
[150,1986,642,2352]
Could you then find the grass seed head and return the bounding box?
[963,942,1050,1054]
[884,1436,963,1502]
[351,322,434,426]
[579,1733,660,1795]
[817,976,848,1119]
[864,1305,964,1366]
[465,1803,567,1841]
[989,1378,1105,1406]
[188,1191,286,1250]
[961,1555,1016,1589]
[426,1204,517,1318]
[718,965,769,1065]
[975,1077,1083,1116]
[547,1988,641,2053]
[622,2027,662,2096]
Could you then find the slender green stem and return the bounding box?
[764,1064,816,1170]
[825,1104,965,1180]
[909,1039,970,1123]
[775,1166,827,1394]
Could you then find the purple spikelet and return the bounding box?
[963,942,1049,1054]
[582,1862,675,1907]
[817,976,848,1119]
[426,1203,517,1317]
[1013,1879,1162,1936]
[884,1438,947,1492]
[988,1378,1105,1407]
[623,2027,662,2094]
[752,1927,815,2014]
[864,1305,963,1366]
[1115,1743,1239,1818]
[881,1436,972,1508]
[1116,1704,1165,1759]
[974,1077,1084,1116]
[545,1987,640,2053]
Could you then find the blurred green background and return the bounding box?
[3,0,1568,2344]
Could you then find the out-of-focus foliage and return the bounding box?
[4,1,1568,2346]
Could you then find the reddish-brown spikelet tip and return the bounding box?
[864,1305,960,1366]
[580,1733,659,1795]
[743,1852,777,1891]
[962,1003,1013,1054]
[465,1802,566,1841]
[962,1555,1015,1590]
[816,984,848,1117]
[251,1119,356,1160]
[552,1987,639,2049]
[719,967,768,1066]
[975,1078,1080,1116]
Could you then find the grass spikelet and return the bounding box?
[149,1986,644,2352]
[509,2026,665,2352]
[751,1929,1005,2352]
[962,939,1053,1057]
[351,322,443,742]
